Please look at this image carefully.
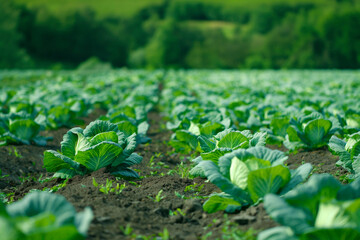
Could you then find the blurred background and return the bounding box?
[1,0,360,69]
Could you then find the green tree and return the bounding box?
[145,18,194,68]
[0,1,31,68]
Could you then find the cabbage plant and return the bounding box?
[168,121,227,154]
[44,120,142,179]
[262,116,290,145]
[190,129,267,177]
[259,174,360,240]
[329,132,360,180]
[198,146,312,213]
[100,108,150,144]
[0,113,50,146]
[284,113,338,151]
[0,191,93,240]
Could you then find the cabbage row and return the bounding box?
[161,70,360,239]
[1,70,160,238]
[2,70,360,239]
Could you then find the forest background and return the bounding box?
[1,0,360,69]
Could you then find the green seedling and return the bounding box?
[184,183,204,193]
[174,191,186,199]
[8,146,23,158]
[128,181,141,188]
[157,162,169,169]
[311,162,325,175]
[167,161,194,179]
[334,170,350,183]
[158,228,170,240]
[175,183,208,200]
[0,191,14,204]
[169,208,185,217]
[120,224,133,236]
[19,174,52,184]
[221,214,257,240]
[200,232,213,240]
[126,227,171,240]
[148,155,155,167]
[93,178,126,195]
[29,179,68,193]
[148,189,166,202]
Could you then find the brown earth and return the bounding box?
[268,144,349,182]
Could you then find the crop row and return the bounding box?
[1,70,360,239]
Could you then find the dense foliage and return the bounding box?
[1,0,359,69]
[259,174,360,240]
[44,120,143,179]
[0,192,93,239]
[1,69,360,239]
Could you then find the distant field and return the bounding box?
[14,0,336,19]
[14,0,165,18]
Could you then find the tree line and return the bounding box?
[1,0,359,69]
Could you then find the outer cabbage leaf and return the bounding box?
[83,120,118,138]
[75,141,123,171]
[203,193,242,214]
[261,174,360,240]
[3,192,92,239]
[217,131,248,149]
[198,135,216,153]
[264,194,314,234]
[43,150,81,173]
[247,165,291,202]
[258,226,298,240]
[304,119,332,148]
[9,119,40,141]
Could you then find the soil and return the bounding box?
[268,144,349,182]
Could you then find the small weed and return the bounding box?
[221,214,257,240]
[200,231,213,240]
[29,179,68,194]
[148,153,169,172]
[120,224,133,236]
[157,162,169,169]
[93,178,126,195]
[19,174,50,183]
[128,181,141,188]
[167,161,194,179]
[169,208,186,216]
[148,189,166,202]
[184,183,204,193]
[335,170,350,183]
[148,155,155,167]
[311,162,325,175]
[126,227,171,240]
[174,191,186,199]
[175,182,207,200]
[158,228,170,240]
[0,191,14,204]
[8,146,23,158]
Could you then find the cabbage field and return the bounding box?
[1,70,360,240]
